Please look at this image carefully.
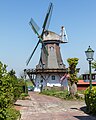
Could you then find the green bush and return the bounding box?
[6,107,20,120]
[85,86,96,114]
[18,79,28,93]
[0,62,21,119]
[0,107,20,120]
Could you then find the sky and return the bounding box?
[0,0,96,77]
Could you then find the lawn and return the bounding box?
[41,89,84,100]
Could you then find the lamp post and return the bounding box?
[24,70,27,93]
[85,46,94,90]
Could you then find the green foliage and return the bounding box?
[6,107,20,120]
[0,63,14,108]
[77,90,85,94]
[92,60,96,70]
[26,80,33,86]
[67,58,79,67]
[0,107,20,120]
[18,78,28,94]
[42,89,84,100]
[19,93,29,100]
[67,58,79,83]
[8,70,21,102]
[0,61,21,119]
[85,86,96,114]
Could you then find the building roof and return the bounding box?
[77,80,96,85]
[43,31,64,43]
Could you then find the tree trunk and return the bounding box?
[69,82,77,97]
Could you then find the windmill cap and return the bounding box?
[43,31,64,43]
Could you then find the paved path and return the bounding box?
[15,92,96,120]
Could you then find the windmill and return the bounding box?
[25,2,68,92]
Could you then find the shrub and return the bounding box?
[85,86,96,114]
[18,79,28,94]
[6,107,20,120]
[0,62,21,119]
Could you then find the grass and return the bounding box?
[41,89,84,100]
[77,90,85,94]
[41,89,70,100]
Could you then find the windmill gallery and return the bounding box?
[24,3,69,92]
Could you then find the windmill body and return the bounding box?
[35,31,67,92]
[37,31,65,69]
[25,30,67,92]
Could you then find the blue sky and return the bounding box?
[0,0,96,77]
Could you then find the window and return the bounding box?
[83,75,86,80]
[92,75,95,80]
[50,46,54,51]
[52,75,55,80]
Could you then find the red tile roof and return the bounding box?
[77,80,96,85]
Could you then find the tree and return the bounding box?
[0,61,20,119]
[92,60,96,71]
[8,69,23,102]
[67,58,79,97]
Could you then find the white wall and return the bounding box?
[47,74,61,87]
[34,74,68,92]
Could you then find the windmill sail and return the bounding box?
[29,18,40,34]
[29,18,48,55]
[26,40,40,65]
[42,2,53,32]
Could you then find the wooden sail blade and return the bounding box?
[29,19,48,58]
[26,40,40,65]
[29,18,40,35]
[39,37,48,56]
[42,2,53,32]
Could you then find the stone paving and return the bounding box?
[15,92,96,120]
